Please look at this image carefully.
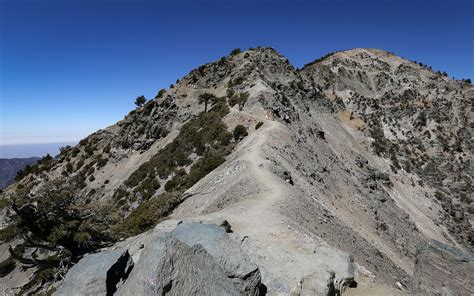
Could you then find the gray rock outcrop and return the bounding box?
[55,249,133,296]
[412,240,473,295]
[57,221,263,296]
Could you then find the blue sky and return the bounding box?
[0,0,472,146]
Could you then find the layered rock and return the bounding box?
[412,240,473,295]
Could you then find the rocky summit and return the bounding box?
[0,47,472,295]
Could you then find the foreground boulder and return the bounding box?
[56,221,262,296]
[412,240,473,295]
[119,235,242,295]
[55,249,133,296]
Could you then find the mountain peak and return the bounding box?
[1,47,472,295]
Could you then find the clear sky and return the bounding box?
[0,0,472,146]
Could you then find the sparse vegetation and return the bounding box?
[135,95,146,107]
[0,198,9,210]
[302,51,337,68]
[115,99,234,236]
[9,179,112,267]
[0,257,16,278]
[228,92,249,110]
[155,89,166,99]
[198,92,217,112]
[0,223,17,242]
[113,192,180,237]
[15,154,53,181]
[228,75,246,87]
[233,125,248,141]
[230,48,241,56]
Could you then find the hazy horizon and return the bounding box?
[0,142,77,159]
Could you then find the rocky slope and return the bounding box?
[0,47,472,295]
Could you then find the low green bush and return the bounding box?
[0,198,9,210]
[233,125,248,141]
[125,101,231,188]
[228,92,249,110]
[155,89,166,99]
[0,257,16,278]
[113,193,180,237]
[0,224,17,243]
[228,76,246,88]
[230,48,241,56]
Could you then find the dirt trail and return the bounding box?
[216,119,302,250]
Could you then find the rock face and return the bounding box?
[170,222,262,294]
[122,236,242,296]
[55,220,357,295]
[412,240,473,295]
[55,249,133,296]
[57,221,264,296]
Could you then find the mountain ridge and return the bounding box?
[0,46,472,295]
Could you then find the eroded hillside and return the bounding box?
[0,47,472,295]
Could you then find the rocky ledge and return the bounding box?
[55,219,355,296]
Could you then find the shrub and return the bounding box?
[164,179,177,192]
[198,93,217,112]
[228,92,249,110]
[302,52,337,68]
[228,76,246,88]
[0,257,16,278]
[255,122,264,130]
[10,179,111,262]
[84,145,95,156]
[233,125,248,141]
[102,145,111,154]
[124,100,231,196]
[0,198,9,210]
[88,175,95,182]
[135,95,146,107]
[113,193,180,237]
[226,88,235,98]
[155,89,166,99]
[0,224,17,242]
[66,162,74,174]
[230,48,241,56]
[76,159,85,170]
[71,147,80,157]
[15,154,54,181]
[183,152,226,188]
[134,177,160,200]
[96,157,108,168]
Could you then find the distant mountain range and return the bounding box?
[0,157,41,189]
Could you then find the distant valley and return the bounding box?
[0,142,76,159]
[0,157,41,189]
